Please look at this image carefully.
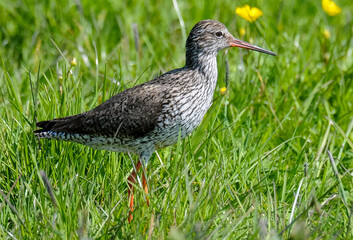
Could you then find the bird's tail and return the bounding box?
[34,115,83,140]
[34,120,58,139]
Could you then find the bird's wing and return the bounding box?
[35,82,165,139]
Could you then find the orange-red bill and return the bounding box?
[229,38,276,56]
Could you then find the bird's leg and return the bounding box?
[128,160,141,222]
[142,167,149,206]
[127,159,150,222]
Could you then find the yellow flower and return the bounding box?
[322,0,341,16]
[239,27,246,37]
[220,87,227,95]
[70,58,77,67]
[323,29,331,39]
[235,5,263,23]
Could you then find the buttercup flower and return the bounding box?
[322,0,341,16]
[239,28,246,37]
[323,29,331,39]
[235,5,263,22]
[220,87,227,95]
[70,57,77,67]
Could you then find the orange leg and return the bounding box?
[127,160,149,223]
[142,169,149,206]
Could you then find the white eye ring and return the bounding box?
[215,31,223,38]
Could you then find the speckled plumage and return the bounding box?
[34,20,275,164]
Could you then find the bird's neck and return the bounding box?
[185,50,218,84]
[184,50,219,109]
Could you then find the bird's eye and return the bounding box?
[215,31,223,38]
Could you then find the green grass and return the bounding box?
[1,0,353,239]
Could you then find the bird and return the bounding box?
[34,19,276,222]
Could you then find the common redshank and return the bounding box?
[34,20,276,222]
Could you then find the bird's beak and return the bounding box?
[229,37,276,56]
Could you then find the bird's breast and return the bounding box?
[154,80,216,148]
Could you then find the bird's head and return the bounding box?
[186,19,276,56]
